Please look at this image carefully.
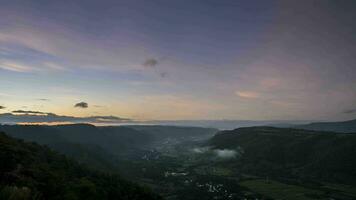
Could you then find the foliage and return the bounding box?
[209,126,356,184]
[0,132,162,200]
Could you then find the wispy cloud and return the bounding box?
[235,91,260,99]
[192,147,238,160]
[0,110,131,124]
[37,98,50,101]
[0,19,153,73]
[0,61,33,72]
[0,59,66,73]
[214,149,237,159]
[42,62,67,71]
[12,110,48,115]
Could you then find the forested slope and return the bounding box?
[0,132,162,200]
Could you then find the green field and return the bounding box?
[322,183,356,197]
[239,179,323,200]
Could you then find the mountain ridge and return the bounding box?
[295,119,356,133]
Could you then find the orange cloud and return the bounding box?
[235,91,260,99]
[0,61,33,72]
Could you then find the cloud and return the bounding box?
[191,146,239,160]
[142,58,168,78]
[192,147,210,154]
[0,42,68,74]
[343,109,356,114]
[12,110,49,115]
[0,59,66,74]
[213,149,237,159]
[74,102,88,108]
[235,91,260,99]
[0,106,5,109]
[37,98,50,101]
[0,61,34,72]
[0,15,153,73]
[42,62,67,71]
[0,111,131,124]
[143,58,158,68]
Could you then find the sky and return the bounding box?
[0,0,355,122]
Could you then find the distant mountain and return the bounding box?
[0,124,154,171]
[209,126,356,184]
[0,124,217,152]
[146,120,311,130]
[0,124,217,171]
[0,124,152,154]
[295,119,356,133]
[0,132,161,200]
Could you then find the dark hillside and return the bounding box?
[209,127,356,184]
[0,124,152,155]
[0,132,161,200]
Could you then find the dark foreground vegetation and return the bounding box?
[0,132,161,200]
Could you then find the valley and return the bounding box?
[1,123,356,199]
[115,127,356,200]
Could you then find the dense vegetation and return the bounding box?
[0,132,162,200]
[209,126,356,184]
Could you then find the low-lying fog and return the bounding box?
[192,147,240,159]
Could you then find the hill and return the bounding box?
[0,124,155,171]
[0,124,152,154]
[209,126,356,184]
[128,125,217,141]
[0,124,217,153]
[0,124,217,172]
[295,119,356,133]
[0,132,161,200]
[0,124,151,153]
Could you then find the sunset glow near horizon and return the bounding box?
[0,0,355,122]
